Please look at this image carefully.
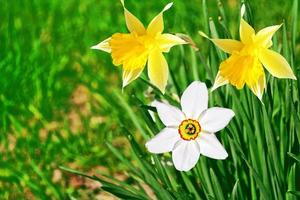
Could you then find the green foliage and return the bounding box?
[0,0,299,199]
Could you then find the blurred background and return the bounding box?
[0,0,299,199]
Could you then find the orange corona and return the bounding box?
[178,119,201,141]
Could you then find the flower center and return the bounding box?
[178,119,201,141]
[219,52,264,89]
[137,34,159,51]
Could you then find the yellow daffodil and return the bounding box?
[200,16,296,100]
[91,0,186,93]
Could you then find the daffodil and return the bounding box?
[91,0,186,93]
[146,81,234,171]
[200,15,296,100]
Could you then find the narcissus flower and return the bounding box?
[146,81,234,171]
[200,16,296,100]
[91,0,186,93]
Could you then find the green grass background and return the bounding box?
[0,0,299,199]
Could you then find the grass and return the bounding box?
[0,0,299,199]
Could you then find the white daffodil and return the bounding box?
[145,81,235,171]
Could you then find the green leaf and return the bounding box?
[210,168,225,200]
[59,166,147,200]
[231,179,240,200]
[287,153,300,163]
[286,164,297,200]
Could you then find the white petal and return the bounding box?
[152,101,184,127]
[148,102,156,122]
[146,128,180,154]
[180,81,208,119]
[199,107,234,133]
[172,140,200,171]
[197,133,228,159]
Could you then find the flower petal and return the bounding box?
[197,133,228,159]
[172,140,200,171]
[110,33,148,69]
[122,67,144,88]
[255,24,281,48]
[91,37,111,53]
[199,107,235,133]
[211,71,229,91]
[147,51,169,93]
[181,81,208,119]
[219,53,264,89]
[199,31,243,54]
[152,100,185,127]
[240,4,246,17]
[259,49,296,80]
[240,18,255,44]
[210,39,244,54]
[248,73,266,101]
[158,33,187,53]
[146,128,180,154]
[147,3,173,36]
[120,0,146,35]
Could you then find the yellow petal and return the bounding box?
[244,58,264,87]
[220,53,264,89]
[259,49,296,79]
[120,0,145,35]
[91,37,111,53]
[266,40,273,48]
[248,73,266,101]
[122,67,144,88]
[240,18,255,44]
[211,71,229,91]
[147,51,169,93]
[158,33,187,52]
[219,54,247,89]
[211,39,243,54]
[110,33,148,70]
[199,31,243,54]
[255,24,282,48]
[147,2,173,36]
